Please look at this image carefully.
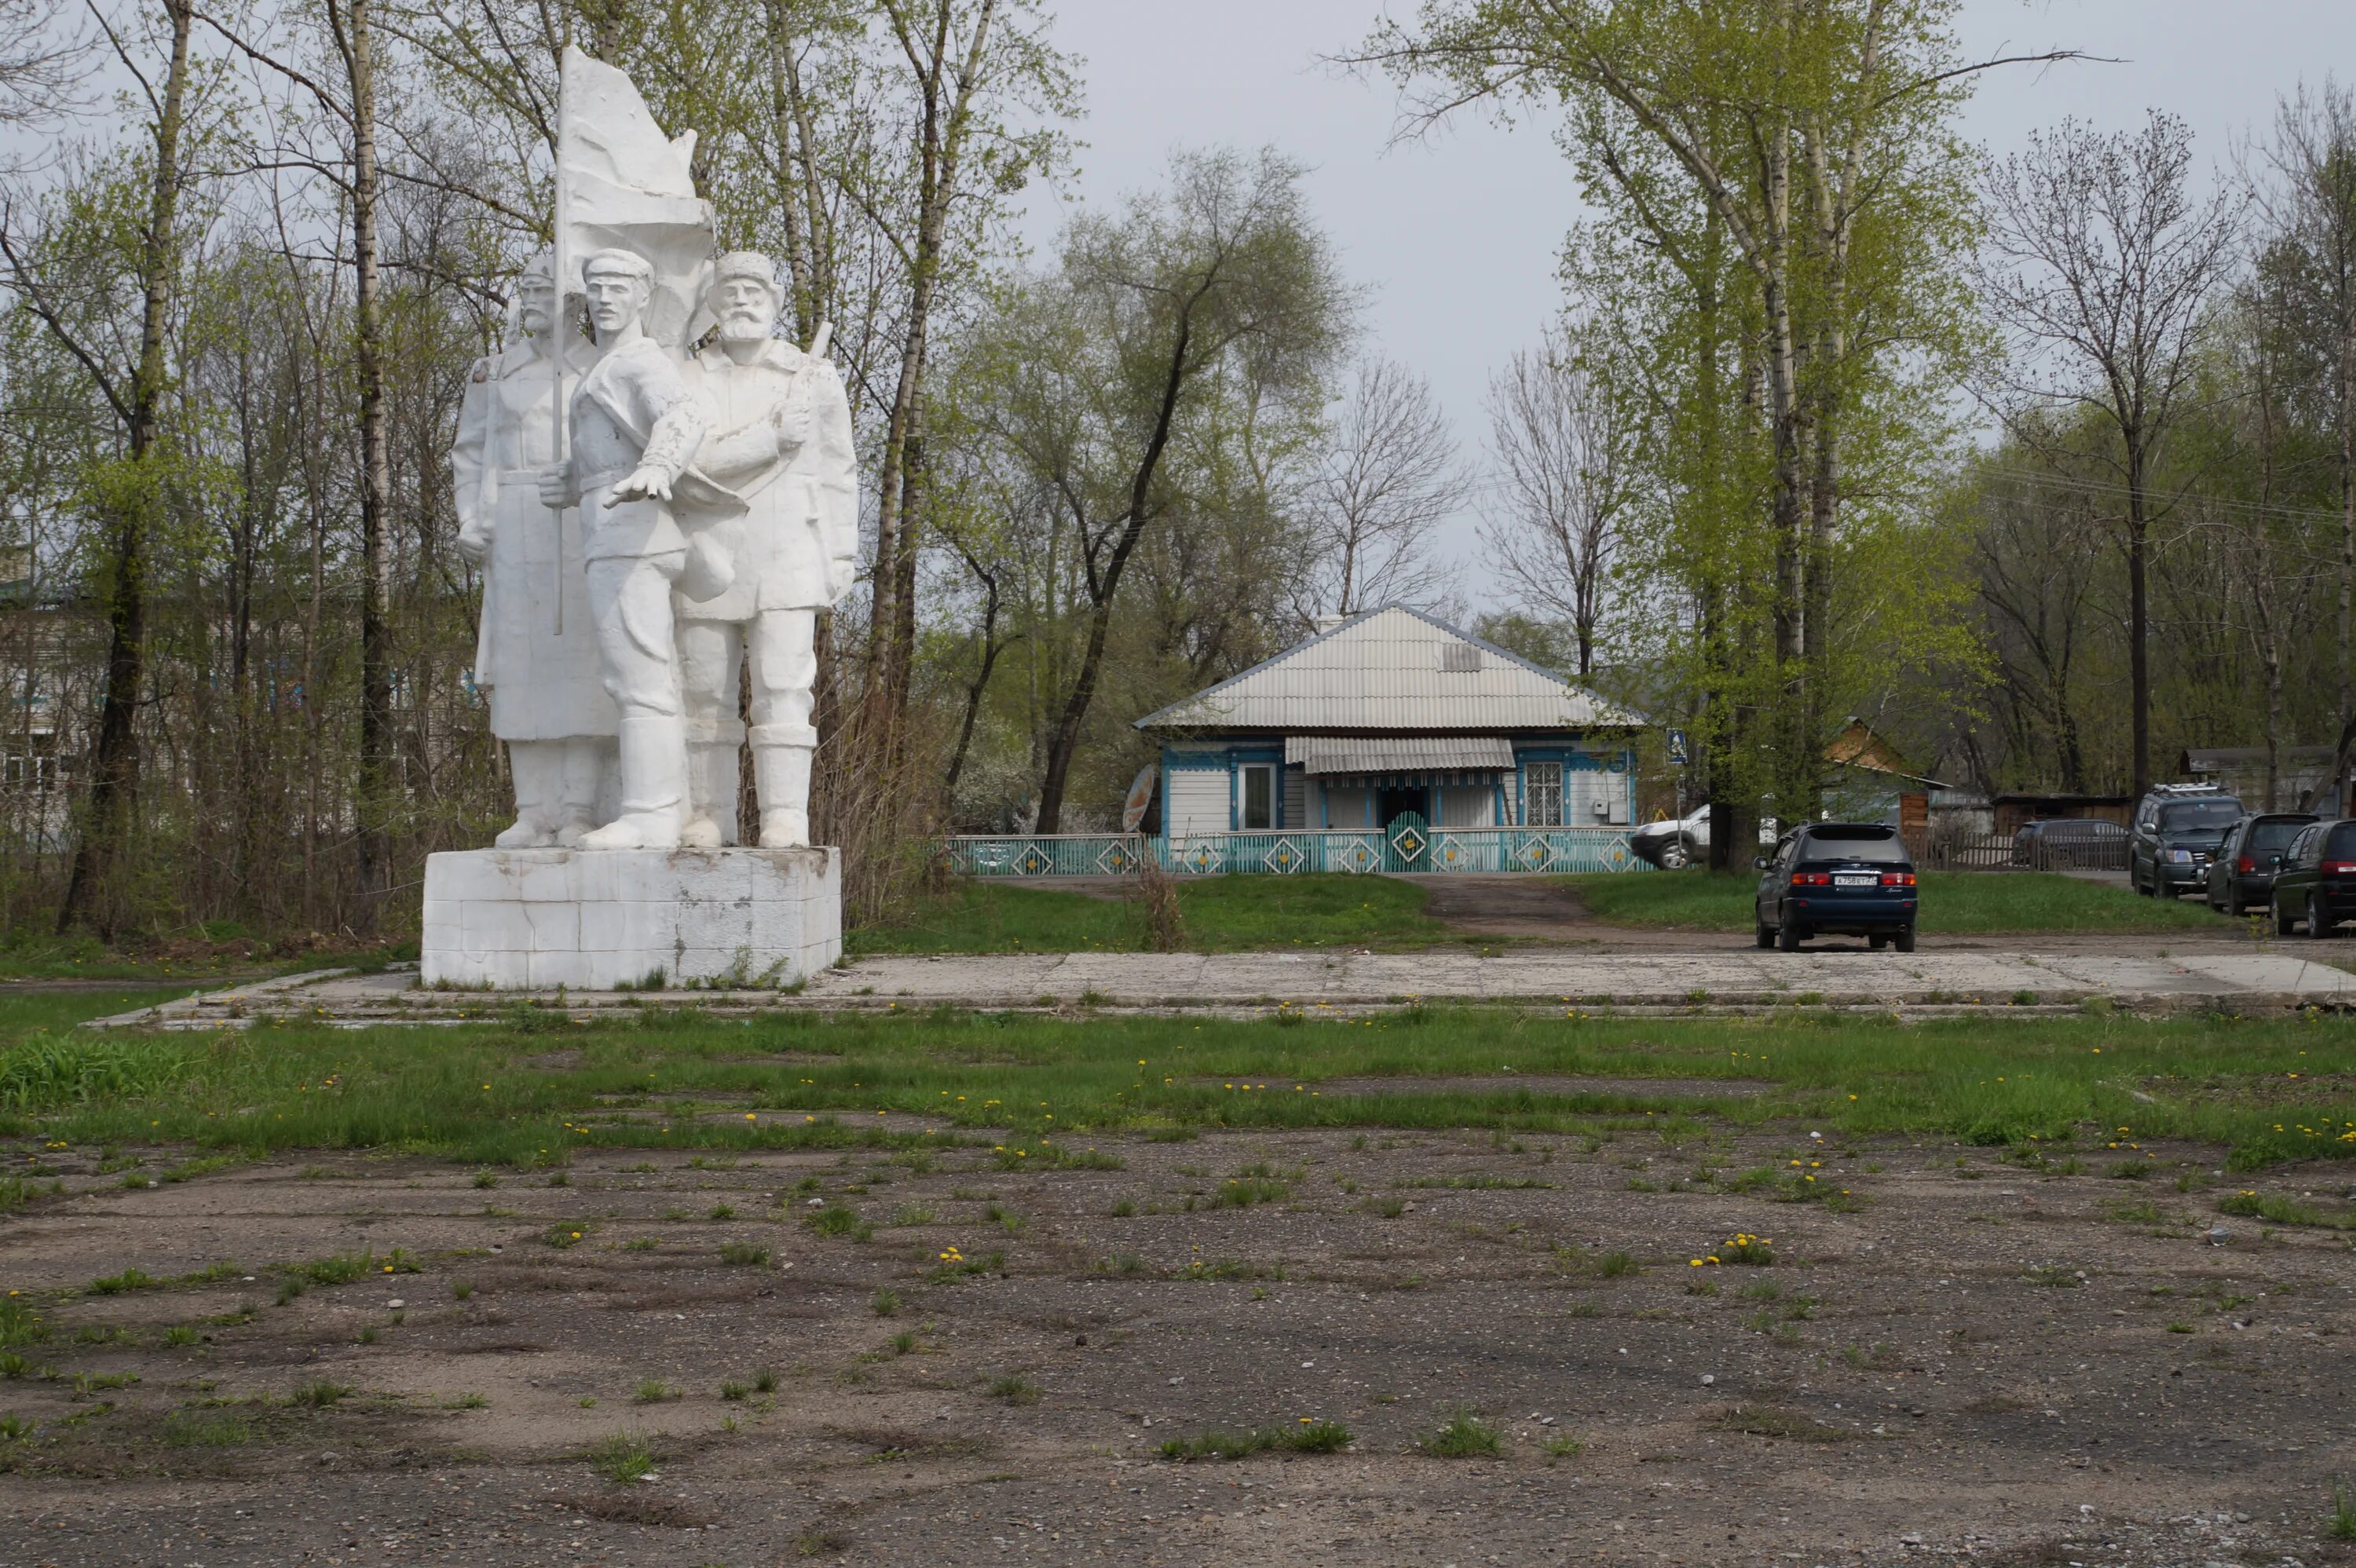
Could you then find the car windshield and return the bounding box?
[1801,828,1908,864]
[2249,819,2310,853]
[2158,800,2241,831]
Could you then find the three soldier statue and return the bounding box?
[454,247,857,852]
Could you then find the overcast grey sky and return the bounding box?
[1018,0,2356,609]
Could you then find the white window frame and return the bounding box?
[1238,763,1276,831]
[1525,761,1563,828]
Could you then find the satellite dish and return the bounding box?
[1121,765,1158,833]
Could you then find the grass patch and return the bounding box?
[986,1374,1040,1405]
[2,1005,2354,1174]
[1421,1406,1502,1457]
[847,874,1447,956]
[2219,1190,2356,1230]
[1159,1419,1352,1460]
[586,1431,657,1483]
[1565,870,2231,934]
[163,1409,254,1447]
[1707,1402,1852,1442]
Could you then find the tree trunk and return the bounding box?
[942,564,1002,800]
[2124,437,2151,798]
[344,0,396,929]
[862,0,1001,736]
[57,0,195,937]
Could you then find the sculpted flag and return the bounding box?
[557,44,717,351]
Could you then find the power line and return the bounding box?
[1975,465,2349,528]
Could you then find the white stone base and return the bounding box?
[421,846,841,990]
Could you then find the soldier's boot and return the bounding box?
[553,738,605,848]
[579,716,687,851]
[494,742,562,848]
[679,720,744,849]
[752,725,815,847]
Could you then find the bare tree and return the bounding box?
[0,0,91,137]
[2,0,202,935]
[1300,356,1459,620]
[1480,323,1627,676]
[2248,79,2356,801]
[1978,111,2242,796]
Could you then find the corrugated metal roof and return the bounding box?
[1285,735,1514,773]
[1137,605,1641,733]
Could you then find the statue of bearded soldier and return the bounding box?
[452,250,615,846]
[536,247,741,850]
[672,252,858,847]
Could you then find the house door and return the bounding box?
[1377,785,1425,828]
[1379,785,1430,870]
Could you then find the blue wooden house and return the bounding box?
[1122,606,1646,874]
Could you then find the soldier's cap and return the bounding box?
[518,249,581,294]
[580,247,654,284]
[710,252,782,297]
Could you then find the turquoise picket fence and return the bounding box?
[943,827,1652,878]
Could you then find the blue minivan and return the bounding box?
[1754,823,1919,952]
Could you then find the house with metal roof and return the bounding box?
[1119,606,1648,874]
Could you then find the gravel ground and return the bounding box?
[3,1124,2354,1567]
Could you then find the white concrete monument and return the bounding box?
[675,252,859,849]
[423,47,842,991]
[452,250,613,846]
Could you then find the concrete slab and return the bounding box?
[87,940,2356,1029]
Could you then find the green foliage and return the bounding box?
[849,875,1443,956]
[1421,1406,1502,1457]
[1159,1420,1352,1460]
[587,1431,657,1482]
[0,1036,196,1111]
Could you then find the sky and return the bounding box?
[1017,0,2356,608]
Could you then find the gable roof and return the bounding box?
[1136,605,1641,733]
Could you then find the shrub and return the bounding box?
[1421,1407,1501,1458]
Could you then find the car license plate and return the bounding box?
[1834,874,1875,887]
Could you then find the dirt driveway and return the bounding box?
[4,1126,2351,1566]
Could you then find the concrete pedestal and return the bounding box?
[421,846,840,989]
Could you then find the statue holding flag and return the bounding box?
[424,43,846,992]
[536,249,739,850]
[452,250,613,847]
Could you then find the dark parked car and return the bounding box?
[2270,820,2356,938]
[2128,784,2245,898]
[2010,817,2129,872]
[2205,812,2316,916]
[1754,822,1919,952]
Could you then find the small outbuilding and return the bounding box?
[1135,606,1643,859]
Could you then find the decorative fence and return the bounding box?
[944,826,1652,879]
[1919,831,2129,872]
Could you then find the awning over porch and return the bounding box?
[1283,735,1516,775]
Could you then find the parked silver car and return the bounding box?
[1632,806,1777,870]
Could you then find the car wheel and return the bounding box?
[1893,927,1916,953]
[1775,922,1802,952]
[2276,897,2299,937]
[1869,933,1888,951]
[1754,923,1774,949]
[2310,896,2335,939]
[1660,837,1691,871]
[2133,863,2151,897]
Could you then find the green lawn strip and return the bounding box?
[0,929,419,985]
[847,874,1447,956]
[5,1007,2354,1170]
[0,989,196,1037]
[1564,871,2235,934]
